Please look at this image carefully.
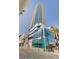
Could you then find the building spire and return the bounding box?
[31,4,45,27]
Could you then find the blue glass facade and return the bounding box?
[32,28,55,48]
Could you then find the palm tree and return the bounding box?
[49,26,59,37]
[49,26,59,46]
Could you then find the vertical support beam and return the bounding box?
[42,26,46,51]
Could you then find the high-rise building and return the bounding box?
[31,4,45,27]
[28,4,55,50]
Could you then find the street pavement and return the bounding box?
[19,47,59,59]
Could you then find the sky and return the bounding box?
[19,0,59,35]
